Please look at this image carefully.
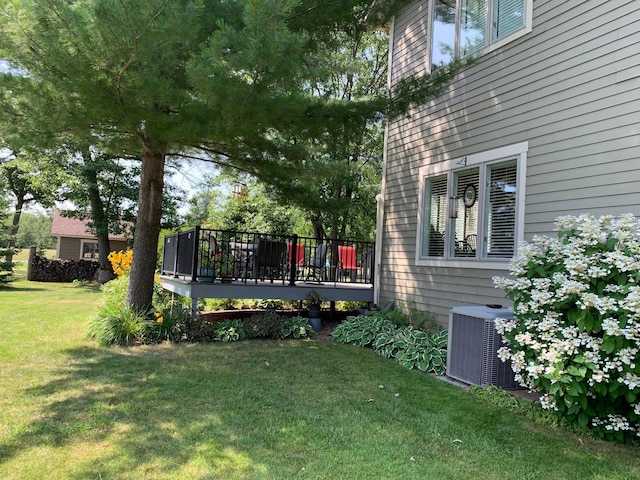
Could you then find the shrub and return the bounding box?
[86,300,149,346]
[214,319,247,342]
[257,298,284,310]
[278,316,315,339]
[88,271,190,345]
[332,313,395,347]
[244,311,284,338]
[493,214,640,443]
[333,311,448,374]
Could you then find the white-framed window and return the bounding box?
[81,240,99,260]
[430,0,532,67]
[416,142,527,269]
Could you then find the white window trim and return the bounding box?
[427,0,533,73]
[415,141,527,270]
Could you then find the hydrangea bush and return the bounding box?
[493,214,640,443]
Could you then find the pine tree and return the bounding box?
[0,0,467,310]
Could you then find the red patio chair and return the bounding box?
[338,245,358,282]
[287,242,305,267]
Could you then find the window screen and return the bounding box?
[460,0,488,55]
[421,174,448,257]
[485,160,517,257]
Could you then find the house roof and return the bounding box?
[51,210,131,241]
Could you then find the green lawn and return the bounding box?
[1,274,639,479]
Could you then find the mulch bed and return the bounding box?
[313,319,340,340]
[197,309,350,341]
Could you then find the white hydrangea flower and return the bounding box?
[539,394,557,411]
[602,318,623,337]
[622,373,640,390]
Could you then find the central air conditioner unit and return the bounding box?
[446,305,522,389]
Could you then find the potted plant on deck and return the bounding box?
[215,251,236,282]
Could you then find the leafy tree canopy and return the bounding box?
[0,0,467,310]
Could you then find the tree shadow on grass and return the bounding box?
[3,342,640,479]
[0,343,306,478]
[0,286,46,292]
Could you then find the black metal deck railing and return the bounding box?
[161,227,375,286]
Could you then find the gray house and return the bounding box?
[377,0,640,325]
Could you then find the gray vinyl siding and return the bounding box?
[381,0,640,324]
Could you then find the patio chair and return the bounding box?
[287,242,305,267]
[337,245,358,282]
[304,244,328,283]
[362,248,374,283]
[255,239,287,283]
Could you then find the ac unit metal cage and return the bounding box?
[446,305,522,389]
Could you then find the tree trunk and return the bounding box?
[126,138,166,312]
[5,196,25,268]
[83,150,115,283]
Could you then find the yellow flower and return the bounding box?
[156,317,164,323]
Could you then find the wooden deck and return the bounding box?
[159,227,375,313]
[160,275,374,308]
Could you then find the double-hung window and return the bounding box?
[431,0,532,67]
[417,142,527,268]
[81,240,99,260]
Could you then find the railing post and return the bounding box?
[289,234,298,286]
[172,234,180,278]
[191,226,200,282]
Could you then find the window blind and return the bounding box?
[486,160,517,257]
[453,168,479,258]
[493,0,524,39]
[460,0,488,55]
[422,175,448,257]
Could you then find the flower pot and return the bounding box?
[308,304,322,332]
[197,267,215,282]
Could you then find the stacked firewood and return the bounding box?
[29,256,99,283]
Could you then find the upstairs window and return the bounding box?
[417,143,527,268]
[431,0,530,68]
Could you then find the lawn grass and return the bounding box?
[1,274,640,479]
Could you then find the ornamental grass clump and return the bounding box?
[493,214,640,443]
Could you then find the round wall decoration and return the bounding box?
[463,184,476,208]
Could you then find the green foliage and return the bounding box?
[8,211,55,249]
[86,301,149,346]
[333,313,395,347]
[87,274,190,345]
[256,298,284,311]
[494,214,640,443]
[469,385,593,437]
[214,319,247,343]
[244,311,284,339]
[278,316,315,340]
[333,310,448,375]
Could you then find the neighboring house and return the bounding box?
[51,210,130,261]
[377,0,640,324]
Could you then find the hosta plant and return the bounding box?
[278,316,316,339]
[332,313,396,347]
[494,214,640,443]
[333,312,448,375]
[214,319,247,342]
